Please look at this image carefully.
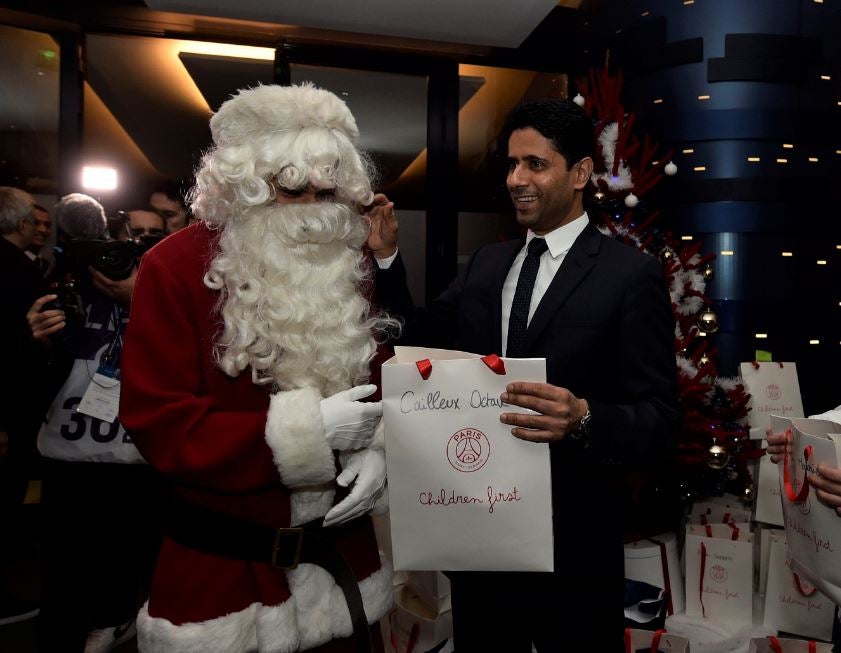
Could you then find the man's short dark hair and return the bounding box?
[150,180,187,209]
[503,99,595,169]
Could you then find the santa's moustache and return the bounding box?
[205,200,377,394]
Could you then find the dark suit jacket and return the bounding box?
[377,221,678,563]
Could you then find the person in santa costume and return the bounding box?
[120,83,400,653]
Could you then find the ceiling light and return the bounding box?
[747,157,760,162]
[178,41,274,61]
[776,158,788,163]
[818,260,827,265]
[783,144,794,149]
[721,250,734,256]
[81,166,118,191]
[755,334,768,339]
[781,252,793,257]
[693,166,706,171]
[809,157,819,162]
[653,98,664,104]
[698,94,710,100]
[681,235,693,241]
[641,11,650,16]
[821,75,832,80]
[809,339,820,345]
[683,0,695,4]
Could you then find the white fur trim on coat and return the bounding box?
[290,484,336,527]
[266,387,335,489]
[287,558,394,650]
[137,558,394,653]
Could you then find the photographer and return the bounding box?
[26,193,163,653]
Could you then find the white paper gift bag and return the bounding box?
[755,448,785,527]
[624,533,685,615]
[624,628,689,653]
[777,416,841,604]
[739,362,804,429]
[762,535,834,641]
[383,586,452,653]
[685,522,753,624]
[748,636,833,653]
[404,571,451,613]
[758,526,786,596]
[689,498,752,525]
[382,346,554,571]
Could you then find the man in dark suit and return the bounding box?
[369,99,678,651]
[0,186,45,624]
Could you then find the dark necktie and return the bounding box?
[506,237,548,357]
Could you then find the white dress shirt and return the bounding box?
[501,213,589,356]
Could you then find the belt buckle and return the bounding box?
[272,528,304,569]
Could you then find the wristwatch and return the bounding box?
[568,406,592,447]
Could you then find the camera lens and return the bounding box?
[94,241,136,280]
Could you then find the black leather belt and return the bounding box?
[165,497,373,653]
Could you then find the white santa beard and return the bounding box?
[205,201,377,396]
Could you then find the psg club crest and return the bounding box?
[447,427,490,473]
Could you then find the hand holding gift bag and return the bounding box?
[777,416,841,604]
[382,346,553,571]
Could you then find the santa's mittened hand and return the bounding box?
[323,448,387,527]
[320,384,382,451]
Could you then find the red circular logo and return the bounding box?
[447,428,490,473]
[709,565,728,583]
[766,384,782,400]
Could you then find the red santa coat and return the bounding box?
[121,223,392,653]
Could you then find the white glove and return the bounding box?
[320,384,382,451]
[323,448,387,527]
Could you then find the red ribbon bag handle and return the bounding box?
[782,428,811,503]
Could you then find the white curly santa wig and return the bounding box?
[191,83,375,225]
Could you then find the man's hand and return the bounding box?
[90,266,136,306]
[500,382,589,443]
[364,193,398,259]
[765,427,788,464]
[809,464,841,516]
[27,295,66,342]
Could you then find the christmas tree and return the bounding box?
[574,68,760,507]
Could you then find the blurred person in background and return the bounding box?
[25,204,53,276]
[27,192,163,653]
[0,186,45,625]
[148,181,189,234]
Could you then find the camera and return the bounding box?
[55,219,166,282]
